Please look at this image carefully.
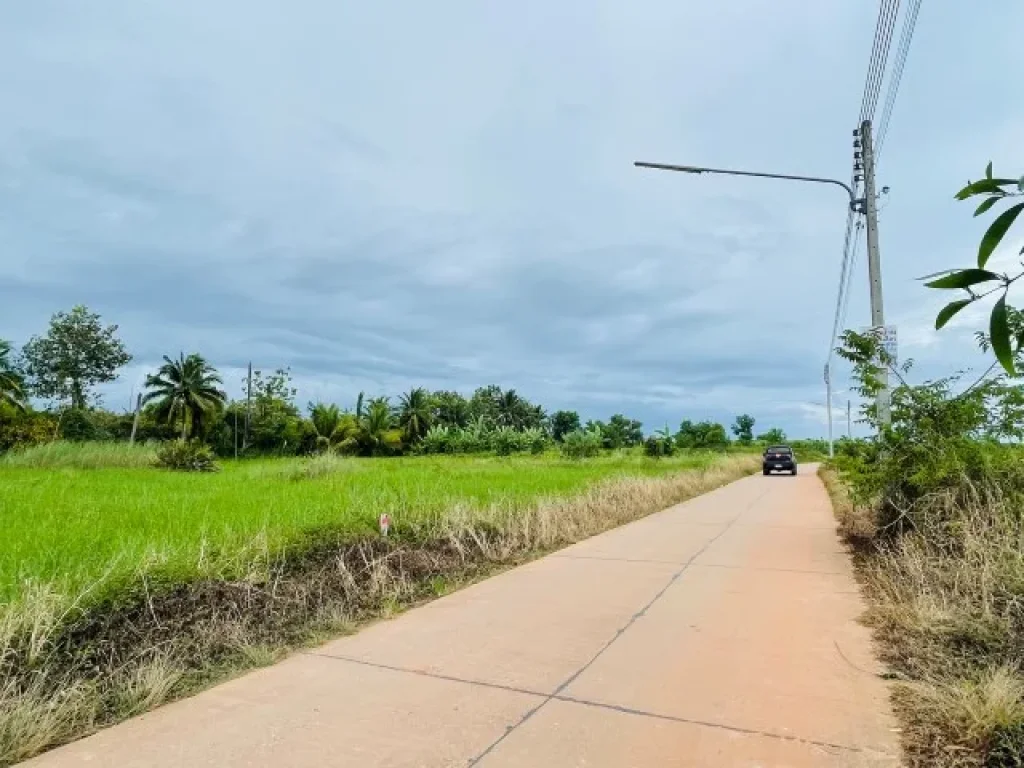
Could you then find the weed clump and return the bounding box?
[154,440,218,472]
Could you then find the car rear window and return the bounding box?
[767,446,792,454]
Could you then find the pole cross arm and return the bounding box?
[634,161,859,208]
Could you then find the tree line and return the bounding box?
[0,305,805,458]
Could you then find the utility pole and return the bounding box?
[847,399,852,439]
[244,362,252,451]
[859,119,890,426]
[824,363,834,458]
[129,393,142,445]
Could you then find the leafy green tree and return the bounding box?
[731,414,755,444]
[676,420,729,450]
[926,165,1024,374]
[549,410,581,442]
[143,353,226,440]
[21,305,131,408]
[757,427,787,445]
[432,390,470,428]
[398,387,433,443]
[469,385,502,424]
[603,414,644,448]
[0,339,25,411]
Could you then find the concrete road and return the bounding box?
[26,470,900,767]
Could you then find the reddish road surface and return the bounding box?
[27,469,900,767]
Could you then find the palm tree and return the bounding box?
[338,397,402,456]
[0,340,25,411]
[309,402,344,451]
[496,389,525,429]
[398,387,433,443]
[143,353,226,440]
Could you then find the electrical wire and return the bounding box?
[877,0,924,157]
[839,220,865,335]
[858,0,902,125]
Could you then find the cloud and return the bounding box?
[1,0,1022,436]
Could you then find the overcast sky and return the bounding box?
[1,2,1022,437]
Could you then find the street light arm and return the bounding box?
[634,161,856,202]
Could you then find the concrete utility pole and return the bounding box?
[847,399,852,439]
[859,119,890,426]
[129,393,142,445]
[244,362,252,450]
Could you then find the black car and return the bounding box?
[762,445,797,475]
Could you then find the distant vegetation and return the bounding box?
[0,305,812,465]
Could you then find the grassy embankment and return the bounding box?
[821,465,1024,768]
[0,443,757,765]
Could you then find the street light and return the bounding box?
[633,161,859,209]
[635,159,866,459]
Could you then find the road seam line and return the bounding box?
[465,483,774,766]
[553,553,845,576]
[305,650,874,755]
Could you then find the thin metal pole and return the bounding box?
[860,119,890,426]
[847,399,852,439]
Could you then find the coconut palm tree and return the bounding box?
[495,389,525,429]
[398,387,433,444]
[337,397,402,456]
[143,353,226,440]
[0,339,25,411]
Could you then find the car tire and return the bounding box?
[792,467,798,476]
[762,469,770,476]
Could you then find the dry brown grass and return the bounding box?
[0,455,757,765]
[820,466,1024,768]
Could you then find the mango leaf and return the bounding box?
[978,202,1024,268]
[935,299,973,329]
[924,269,1001,289]
[990,296,1014,375]
[955,178,1017,200]
[974,196,1001,217]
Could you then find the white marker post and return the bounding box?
[379,513,390,538]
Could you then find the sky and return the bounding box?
[1,1,1022,438]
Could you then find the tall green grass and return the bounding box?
[0,441,157,469]
[0,447,722,607]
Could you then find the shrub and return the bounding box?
[643,436,675,458]
[154,440,219,472]
[523,427,548,455]
[560,428,602,459]
[490,426,523,456]
[0,409,57,453]
[419,425,452,455]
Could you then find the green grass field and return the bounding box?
[0,447,725,606]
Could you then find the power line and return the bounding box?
[827,209,857,362]
[859,0,902,124]
[839,219,865,334]
[877,0,924,156]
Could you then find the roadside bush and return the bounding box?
[154,440,219,472]
[560,428,602,459]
